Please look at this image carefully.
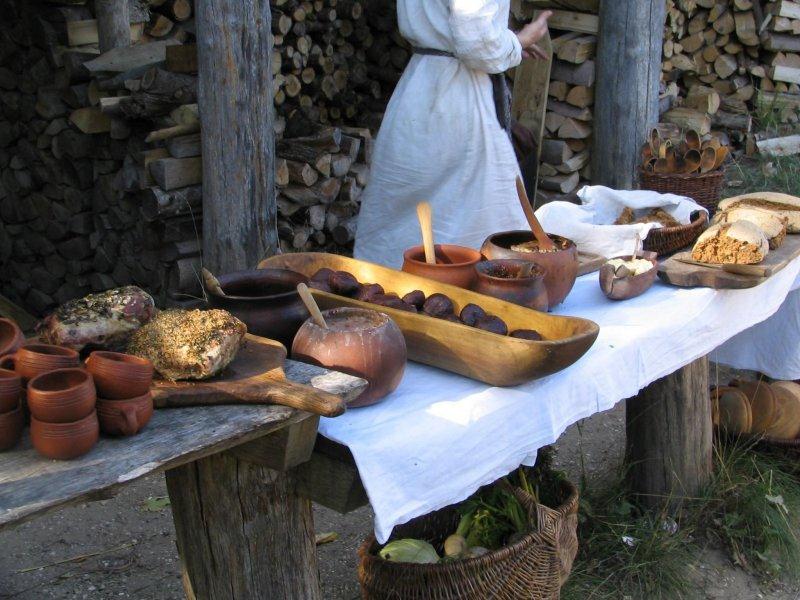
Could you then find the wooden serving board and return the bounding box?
[578,251,606,276]
[658,234,800,289]
[150,334,348,417]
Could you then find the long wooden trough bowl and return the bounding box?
[259,253,600,387]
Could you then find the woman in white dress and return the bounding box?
[354,1,551,268]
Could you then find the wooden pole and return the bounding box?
[592,0,665,189]
[195,0,278,274]
[625,357,713,511]
[94,0,131,53]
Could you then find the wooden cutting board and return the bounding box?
[151,334,347,417]
[658,234,800,289]
[578,252,606,276]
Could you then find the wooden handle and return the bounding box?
[416,202,436,265]
[297,283,327,328]
[515,176,556,252]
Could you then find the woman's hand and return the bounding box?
[517,11,552,60]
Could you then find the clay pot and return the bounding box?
[0,368,22,413]
[598,253,659,301]
[207,269,310,347]
[30,411,99,460]
[96,392,153,436]
[0,343,80,383]
[402,244,482,289]
[474,260,549,312]
[480,232,579,309]
[27,368,96,423]
[0,402,23,451]
[0,318,23,358]
[292,307,406,408]
[85,351,153,399]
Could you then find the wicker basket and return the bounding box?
[640,168,725,216]
[642,210,709,256]
[358,480,579,600]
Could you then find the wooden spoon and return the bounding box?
[685,129,701,151]
[416,202,437,265]
[700,146,717,173]
[515,176,556,252]
[297,283,328,328]
[684,149,702,173]
[202,268,225,296]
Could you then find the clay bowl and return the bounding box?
[0,402,23,451]
[598,252,659,301]
[0,368,22,413]
[402,244,482,289]
[480,232,579,309]
[30,411,99,460]
[207,268,310,348]
[0,343,80,383]
[0,318,23,358]
[292,307,407,408]
[96,392,153,436]
[474,260,549,312]
[85,351,153,400]
[27,368,96,423]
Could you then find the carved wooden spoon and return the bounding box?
[516,176,556,252]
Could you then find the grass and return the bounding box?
[724,154,800,198]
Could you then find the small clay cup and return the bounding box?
[27,368,96,423]
[402,244,482,289]
[292,307,407,408]
[0,368,22,413]
[0,401,23,451]
[85,351,154,400]
[0,343,80,383]
[30,411,99,460]
[474,260,549,312]
[96,392,153,436]
[0,318,23,358]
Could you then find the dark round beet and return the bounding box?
[354,283,385,302]
[329,271,361,296]
[459,303,487,327]
[396,302,418,313]
[310,268,335,286]
[422,293,454,317]
[511,329,544,341]
[402,290,426,309]
[474,315,508,336]
[308,279,332,293]
[370,294,406,310]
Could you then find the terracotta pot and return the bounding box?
[598,253,659,301]
[207,269,310,347]
[0,343,80,383]
[0,368,22,413]
[96,393,153,436]
[85,351,153,399]
[474,260,549,312]
[292,307,406,408]
[402,244,482,289]
[0,401,23,451]
[480,232,579,309]
[30,411,99,460]
[27,368,96,423]
[0,318,23,358]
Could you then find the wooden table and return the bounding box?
[0,359,366,600]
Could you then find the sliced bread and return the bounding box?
[692,220,769,264]
[711,206,787,249]
[718,192,800,233]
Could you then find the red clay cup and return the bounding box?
[96,392,154,436]
[85,351,154,400]
[0,368,22,413]
[402,244,482,289]
[0,401,23,451]
[0,318,23,358]
[0,343,80,384]
[27,368,96,423]
[30,411,99,460]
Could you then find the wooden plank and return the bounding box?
[83,39,180,72]
[768,0,800,19]
[757,134,800,156]
[769,64,800,84]
[547,9,599,33]
[229,416,319,471]
[296,438,368,514]
[66,19,142,47]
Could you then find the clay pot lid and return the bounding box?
[475,259,546,281]
[765,382,800,440]
[28,368,91,395]
[403,244,482,268]
[715,387,752,434]
[732,379,777,433]
[212,268,309,301]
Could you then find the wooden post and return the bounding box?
[592,0,665,189]
[625,357,713,511]
[94,0,131,53]
[195,1,278,274]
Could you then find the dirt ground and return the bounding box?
[1,367,798,600]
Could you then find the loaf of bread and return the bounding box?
[711,206,787,249]
[691,220,769,264]
[718,192,800,233]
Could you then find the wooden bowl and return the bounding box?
[207,268,310,348]
[765,382,800,440]
[474,260,549,312]
[292,307,406,408]
[731,379,777,434]
[712,386,752,434]
[96,392,153,436]
[480,232,579,309]
[0,402,23,451]
[85,351,153,400]
[402,245,482,289]
[0,368,22,413]
[0,318,23,358]
[0,343,80,384]
[27,368,96,423]
[598,252,658,301]
[31,411,99,460]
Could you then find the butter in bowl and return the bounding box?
[599,251,658,301]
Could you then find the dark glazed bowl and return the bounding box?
[474,260,549,312]
[207,269,309,348]
[598,252,658,301]
[292,307,407,408]
[0,318,23,358]
[96,392,153,436]
[0,343,80,383]
[31,411,99,460]
[0,402,23,451]
[27,368,96,423]
[480,232,579,310]
[402,245,482,289]
[86,351,153,399]
[0,368,22,413]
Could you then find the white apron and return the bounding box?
[354,0,529,268]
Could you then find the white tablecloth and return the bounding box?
[318,261,800,543]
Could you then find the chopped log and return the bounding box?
[166,133,202,158]
[66,19,142,48]
[541,139,573,164]
[141,67,197,103]
[84,39,180,72]
[170,103,199,125]
[276,158,290,187]
[557,117,592,139]
[540,171,580,193]
[756,134,800,156]
[141,184,202,220]
[282,179,341,205]
[149,157,202,190]
[712,110,752,132]
[662,107,712,134]
[550,59,595,86]
[286,160,319,186]
[69,107,112,133]
[145,121,200,143]
[94,0,132,53]
[331,216,357,245]
[165,44,197,73]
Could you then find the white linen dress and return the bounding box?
[353,0,529,268]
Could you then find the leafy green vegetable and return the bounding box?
[379,539,440,564]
